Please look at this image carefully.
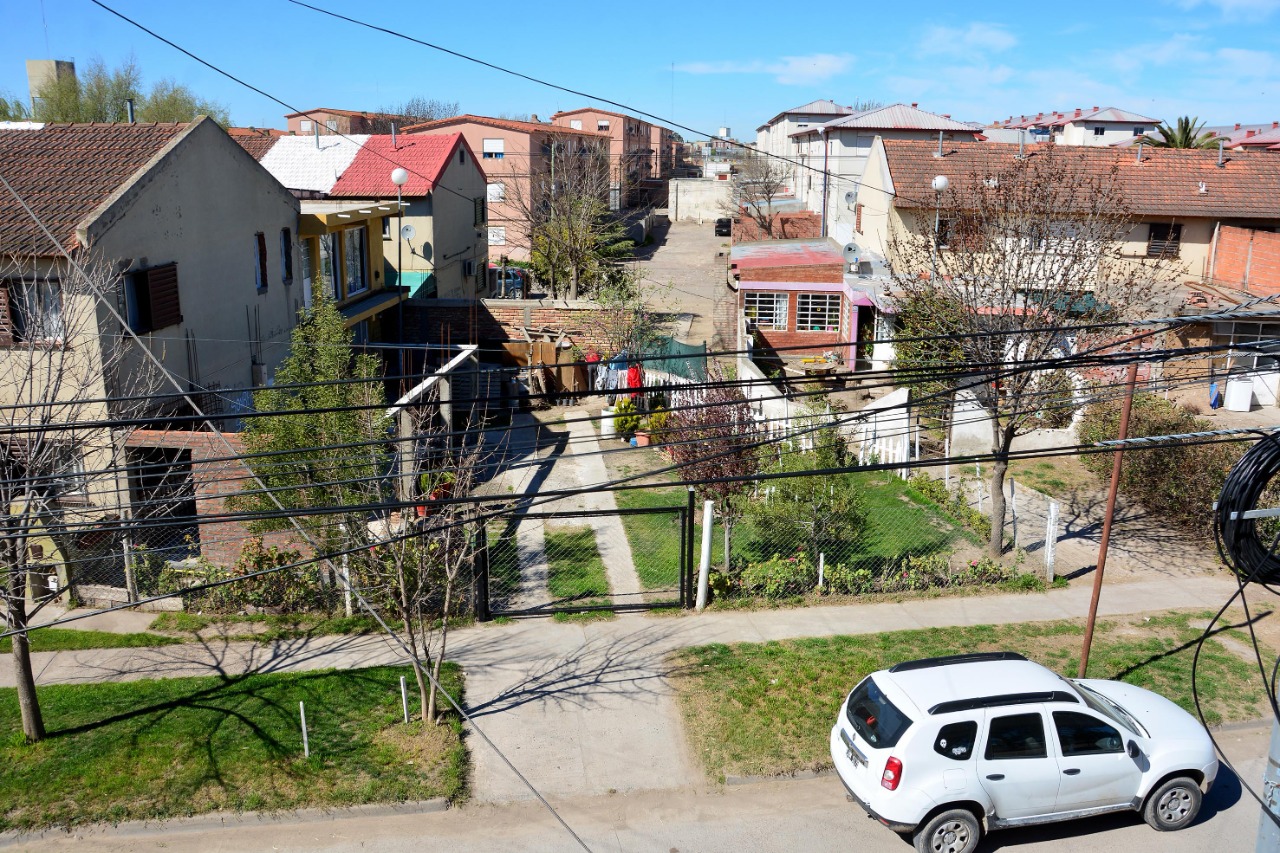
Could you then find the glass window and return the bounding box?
[488,226,507,246]
[744,291,788,331]
[482,138,505,159]
[300,240,313,310]
[253,232,268,292]
[845,676,913,749]
[49,443,86,496]
[299,120,312,132]
[9,280,64,342]
[933,721,979,761]
[1053,711,1124,756]
[343,227,368,296]
[985,713,1048,760]
[487,182,506,202]
[796,293,841,332]
[570,119,582,130]
[598,120,610,131]
[279,227,293,285]
[1093,126,1105,136]
[319,233,339,300]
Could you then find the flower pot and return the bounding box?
[634,431,651,447]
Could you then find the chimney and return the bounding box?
[1074,107,1081,117]
[911,102,918,108]
[531,113,539,123]
[1092,106,1099,111]
[392,122,398,149]
[1247,129,1256,138]
[125,98,135,123]
[942,114,950,119]
[1273,121,1278,129]
[1235,123,1242,130]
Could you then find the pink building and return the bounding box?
[402,115,608,262]
[551,107,674,207]
[284,108,408,136]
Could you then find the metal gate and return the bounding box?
[475,503,694,619]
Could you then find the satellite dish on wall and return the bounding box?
[843,190,857,205]
[400,224,416,241]
[842,242,861,262]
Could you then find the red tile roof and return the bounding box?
[402,113,609,138]
[234,133,280,161]
[0,121,192,256]
[328,133,469,197]
[882,139,1280,219]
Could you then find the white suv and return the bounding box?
[830,652,1219,853]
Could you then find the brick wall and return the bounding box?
[127,430,309,567]
[404,299,612,352]
[1212,226,1280,295]
[738,264,844,283]
[733,211,823,242]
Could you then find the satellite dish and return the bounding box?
[843,190,857,205]
[400,224,416,241]
[842,242,861,262]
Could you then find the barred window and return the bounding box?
[796,293,842,332]
[745,291,788,331]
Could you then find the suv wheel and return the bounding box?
[913,808,980,853]
[1143,777,1202,831]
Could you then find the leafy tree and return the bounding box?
[666,361,761,570]
[32,57,230,125]
[231,295,389,551]
[0,93,29,121]
[1142,116,1220,150]
[745,422,867,562]
[887,144,1176,558]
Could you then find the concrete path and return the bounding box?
[634,220,736,350]
[480,412,553,610]
[3,575,1242,807]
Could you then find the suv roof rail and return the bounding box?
[889,652,1028,673]
[928,690,1080,716]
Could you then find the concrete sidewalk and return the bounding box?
[1,575,1241,805]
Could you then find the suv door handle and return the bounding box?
[985,774,1005,781]
[1063,768,1082,776]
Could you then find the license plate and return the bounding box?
[840,730,867,767]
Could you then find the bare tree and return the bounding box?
[370,97,460,132]
[505,139,628,300]
[666,361,761,571]
[585,269,672,357]
[0,257,157,741]
[887,145,1177,558]
[721,153,794,239]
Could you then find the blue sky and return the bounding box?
[3,0,1279,138]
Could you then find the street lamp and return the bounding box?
[931,174,949,275]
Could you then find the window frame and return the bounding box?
[341,226,369,297]
[481,138,505,159]
[1052,710,1125,757]
[796,292,842,333]
[254,232,269,292]
[984,712,1049,761]
[487,181,506,202]
[488,226,507,246]
[6,278,66,344]
[933,720,979,761]
[279,227,294,285]
[744,291,789,331]
[1147,223,1183,258]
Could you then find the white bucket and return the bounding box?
[600,407,616,439]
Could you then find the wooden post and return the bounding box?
[1079,362,1139,678]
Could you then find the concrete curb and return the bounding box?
[0,798,449,846]
[724,767,835,786]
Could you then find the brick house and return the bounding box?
[400,115,608,265]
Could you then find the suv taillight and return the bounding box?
[881,756,903,791]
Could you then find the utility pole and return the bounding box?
[1078,361,1138,677]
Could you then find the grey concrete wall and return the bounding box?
[670,178,732,222]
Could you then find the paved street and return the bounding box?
[634,220,736,350]
[6,719,1269,852]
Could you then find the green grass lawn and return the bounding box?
[0,628,182,654]
[613,486,689,591]
[674,610,1268,780]
[485,519,522,610]
[0,664,466,830]
[545,527,610,603]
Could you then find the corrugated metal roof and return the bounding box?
[758,99,855,131]
[883,139,1280,219]
[730,238,845,268]
[792,104,979,136]
[991,106,1160,129]
[257,135,369,194]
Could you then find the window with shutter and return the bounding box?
[254,232,268,291]
[0,284,14,345]
[146,263,182,330]
[280,228,293,285]
[474,197,487,226]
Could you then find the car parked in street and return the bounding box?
[714,218,732,237]
[830,652,1218,853]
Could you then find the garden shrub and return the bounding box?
[1076,393,1241,536]
[739,554,817,598]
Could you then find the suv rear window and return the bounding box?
[846,676,913,749]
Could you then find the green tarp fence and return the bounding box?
[639,336,707,382]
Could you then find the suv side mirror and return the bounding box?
[1127,739,1141,759]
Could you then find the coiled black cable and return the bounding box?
[1215,431,1280,588]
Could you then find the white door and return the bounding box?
[1051,710,1142,809]
[977,710,1061,819]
